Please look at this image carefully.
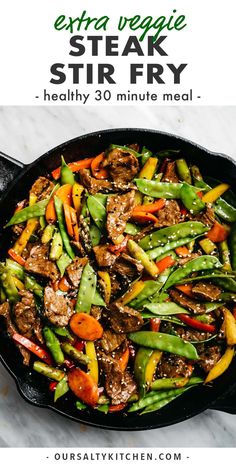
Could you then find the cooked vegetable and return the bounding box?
[54,376,69,402]
[205,347,234,383]
[69,313,103,340]
[60,156,75,186]
[127,239,159,277]
[75,263,96,313]
[86,341,99,383]
[68,368,99,406]
[33,361,64,381]
[52,157,94,180]
[6,199,49,227]
[61,342,90,365]
[13,333,52,364]
[43,327,65,365]
[54,196,75,259]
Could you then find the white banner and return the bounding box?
[0,448,235,465]
[0,0,235,105]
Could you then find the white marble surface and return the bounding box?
[0,105,236,447]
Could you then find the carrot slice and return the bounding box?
[91,153,108,180]
[8,248,26,267]
[70,207,80,242]
[207,221,228,243]
[130,212,158,224]
[68,368,99,406]
[175,284,193,297]
[108,403,127,413]
[70,313,103,341]
[64,204,74,238]
[58,276,70,292]
[117,347,129,372]
[175,246,190,257]
[156,255,176,272]
[46,184,72,224]
[132,199,165,214]
[51,158,94,180]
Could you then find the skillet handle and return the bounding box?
[0,151,24,200]
[210,389,236,414]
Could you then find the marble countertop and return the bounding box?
[0,105,236,447]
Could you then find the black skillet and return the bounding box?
[0,128,236,430]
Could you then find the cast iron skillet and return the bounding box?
[0,128,236,430]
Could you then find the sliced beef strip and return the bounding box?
[134,224,156,243]
[66,257,88,288]
[178,252,202,266]
[30,176,54,201]
[99,329,126,354]
[0,302,31,365]
[156,354,193,378]
[156,200,181,227]
[79,169,113,195]
[191,282,221,301]
[98,352,137,404]
[162,161,179,183]
[25,244,59,282]
[90,305,103,321]
[197,345,221,373]
[189,205,215,228]
[106,190,135,243]
[174,325,212,342]
[103,148,139,183]
[13,290,43,343]
[44,286,74,327]
[93,244,117,267]
[112,253,143,281]
[169,289,206,315]
[12,223,25,237]
[107,302,144,333]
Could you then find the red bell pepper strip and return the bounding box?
[207,221,228,243]
[51,157,95,180]
[177,314,216,333]
[156,255,176,272]
[150,318,161,332]
[12,333,52,364]
[108,403,127,413]
[49,381,58,392]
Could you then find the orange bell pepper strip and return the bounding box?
[91,153,108,180]
[117,347,130,372]
[46,184,72,224]
[51,158,94,180]
[156,255,176,273]
[175,246,190,257]
[12,333,52,365]
[175,283,193,297]
[132,199,165,214]
[207,221,228,243]
[58,276,71,292]
[8,249,26,267]
[130,212,158,224]
[64,204,74,238]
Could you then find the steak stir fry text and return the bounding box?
[1,145,236,415]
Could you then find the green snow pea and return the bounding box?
[134,347,154,397]
[56,252,72,277]
[6,199,49,227]
[128,331,199,360]
[54,196,75,260]
[128,387,188,413]
[92,289,106,307]
[90,223,101,246]
[176,159,192,184]
[54,376,69,402]
[146,235,202,260]
[178,271,236,284]
[151,376,203,390]
[41,224,55,245]
[141,146,153,166]
[60,156,75,186]
[212,276,236,293]
[141,394,181,414]
[163,255,222,290]
[219,293,236,302]
[125,223,141,235]
[0,264,19,303]
[87,194,107,230]
[52,326,74,340]
[129,268,173,309]
[135,179,203,199]
[5,259,24,280]
[144,302,189,315]
[75,263,97,313]
[139,221,209,251]
[180,182,205,214]
[76,400,87,410]
[49,230,63,261]
[43,326,65,365]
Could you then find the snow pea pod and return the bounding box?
[0,264,19,303]
[75,262,97,313]
[87,194,107,230]
[176,159,192,184]
[163,255,222,290]
[229,222,236,270]
[135,180,202,199]
[151,376,203,390]
[92,289,106,307]
[141,146,153,166]
[194,176,236,222]
[141,394,183,414]
[178,271,235,284]
[180,182,205,214]
[139,221,209,251]
[54,196,75,260]
[89,223,101,246]
[146,235,202,260]
[6,199,49,227]
[212,276,236,293]
[219,293,236,302]
[128,331,199,360]
[128,387,188,413]
[129,268,172,309]
[125,223,141,235]
[54,376,69,402]
[60,156,75,186]
[144,302,189,315]
[56,252,72,277]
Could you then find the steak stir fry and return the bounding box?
[1,145,236,415]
